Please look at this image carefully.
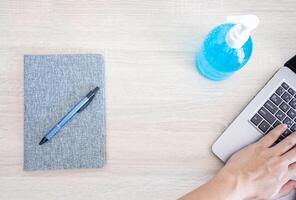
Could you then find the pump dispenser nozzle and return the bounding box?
[226,15,259,48]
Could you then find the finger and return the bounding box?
[275,180,296,199]
[288,163,296,178]
[272,132,296,155]
[282,147,296,164]
[258,124,287,147]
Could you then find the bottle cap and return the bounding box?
[226,15,259,48]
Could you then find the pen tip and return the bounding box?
[39,137,49,145]
[93,86,99,93]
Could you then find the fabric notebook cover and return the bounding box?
[24,54,106,171]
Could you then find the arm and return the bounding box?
[180,124,296,200]
[180,171,241,200]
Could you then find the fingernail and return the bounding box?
[282,124,288,129]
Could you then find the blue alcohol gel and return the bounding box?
[196,24,253,81]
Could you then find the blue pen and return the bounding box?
[39,87,100,145]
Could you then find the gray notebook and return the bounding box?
[24,54,106,171]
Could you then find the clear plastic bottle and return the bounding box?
[196,15,259,81]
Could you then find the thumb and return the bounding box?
[275,180,296,199]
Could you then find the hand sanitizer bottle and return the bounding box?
[196,15,259,81]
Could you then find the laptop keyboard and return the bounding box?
[250,82,296,143]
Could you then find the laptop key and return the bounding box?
[283,129,292,137]
[287,109,296,119]
[258,107,276,124]
[275,110,286,121]
[264,100,278,114]
[276,86,285,96]
[267,127,273,133]
[288,88,296,95]
[258,120,270,134]
[291,124,296,132]
[270,94,282,105]
[289,99,296,109]
[250,114,263,126]
[280,134,286,141]
[283,117,294,128]
[273,120,281,128]
[282,82,289,90]
[282,92,292,102]
[279,102,289,112]
[275,135,285,144]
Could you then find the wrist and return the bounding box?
[210,169,250,200]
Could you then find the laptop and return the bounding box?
[212,55,296,199]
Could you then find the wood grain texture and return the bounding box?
[0,0,295,199]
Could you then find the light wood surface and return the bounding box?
[0,0,296,199]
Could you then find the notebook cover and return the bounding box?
[24,54,106,171]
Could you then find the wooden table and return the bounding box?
[1,0,295,199]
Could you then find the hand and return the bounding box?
[180,124,296,200]
[218,124,296,199]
